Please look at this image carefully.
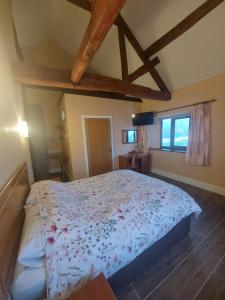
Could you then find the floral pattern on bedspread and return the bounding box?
[28,170,201,300]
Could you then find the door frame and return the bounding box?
[81,115,115,177]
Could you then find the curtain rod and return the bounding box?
[154,99,217,115]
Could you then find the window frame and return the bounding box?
[122,129,138,144]
[160,115,191,153]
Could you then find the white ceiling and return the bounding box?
[12,0,225,91]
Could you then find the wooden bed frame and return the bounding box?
[0,162,191,299]
[0,162,30,300]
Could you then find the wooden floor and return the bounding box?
[113,173,225,300]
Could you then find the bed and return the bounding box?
[0,162,201,300]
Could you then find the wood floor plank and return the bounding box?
[132,230,201,298]
[215,256,225,281]
[200,220,225,259]
[115,284,141,300]
[145,220,225,299]
[191,203,225,237]
[199,193,225,210]
[192,194,223,213]
[145,246,219,300]
[195,274,225,300]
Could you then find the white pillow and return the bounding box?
[11,262,46,300]
[18,204,45,268]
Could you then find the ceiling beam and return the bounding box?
[66,0,161,83]
[12,63,171,100]
[66,0,122,26]
[118,27,128,80]
[117,16,170,92]
[12,19,24,62]
[71,0,126,83]
[66,0,91,12]
[127,57,160,82]
[144,0,225,58]
[26,85,143,102]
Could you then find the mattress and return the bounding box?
[11,262,46,300]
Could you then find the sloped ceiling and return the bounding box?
[12,0,225,91]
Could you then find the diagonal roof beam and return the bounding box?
[132,0,225,78]
[118,27,128,80]
[71,0,126,83]
[12,63,171,100]
[66,0,91,12]
[116,16,170,92]
[127,57,160,83]
[144,0,225,58]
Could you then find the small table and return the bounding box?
[67,273,116,300]
[119,153,151,174]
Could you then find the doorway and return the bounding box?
[83,116,114,177]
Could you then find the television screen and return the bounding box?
[132,112,154,126]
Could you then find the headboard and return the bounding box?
[0,162,30,300]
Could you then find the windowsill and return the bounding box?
[150,148,186,154]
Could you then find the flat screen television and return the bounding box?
[132,112,154,126]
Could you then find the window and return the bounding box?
[127,130,137,143]
[161,116,190,152]
[122,130,138,144]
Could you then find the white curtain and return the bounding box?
[185,103,210,166]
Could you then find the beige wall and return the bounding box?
[63,94,141,180]
[0,0,33,188]
[22,39,72,69]
[142,73,225,189]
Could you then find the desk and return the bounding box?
[119,153,151,174]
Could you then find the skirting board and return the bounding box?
[152,168,225,196]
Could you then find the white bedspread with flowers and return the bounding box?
[28,170,201,299]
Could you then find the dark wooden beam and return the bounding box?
[127,57,160,82]
[12,63,171,100]
[118,27,128,80]
[66,0,122,26]
[66,0,91,12]
[144,0,225,57]
[25,85,142,102]
[117,16,170,92]
[12,18,24,61]
[71,0,126,83]
[66,0,166,90]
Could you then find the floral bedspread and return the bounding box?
[28,170,201,299]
